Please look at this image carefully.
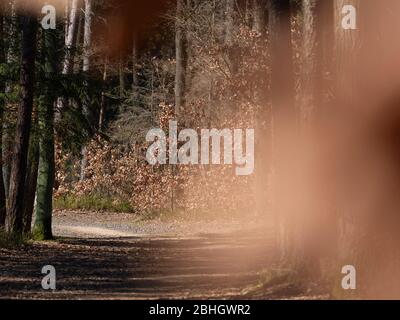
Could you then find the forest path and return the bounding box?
[0,211,325,299]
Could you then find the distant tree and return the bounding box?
[175,0,187,116]
[57,0,80,118]
[80,0,93,182]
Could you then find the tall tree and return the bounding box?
[253,0,271,218]
[2,2,18,200]
[33,24,58,240]
[0,9,7,227]
[57,0,80,118]
[22,111,39,234]
[5,13,38,236]
[80,0,93,182]
[175,0,187,116]
[63,0,80,75]
[301,0,319,127]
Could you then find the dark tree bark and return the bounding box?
[0,10,7,227]
[22,118,39,234]
[2,2,18,202]
[5,14,38,236]
[33,25,58,240]
[99,58,108,131]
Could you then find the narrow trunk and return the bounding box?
[80,0,93,182]
[253,0,271,219]
[119,55,125,99]
[99,59,108,131]
[3,2,18,200]
[224,0,238,114]
[175,0,187,116]
[57,0,80,119]
[63,0,80,75]
[301,0,318,127]
[0,11,7,226]
[6,14,38,236]
[22,120,39,234]
[131,35,138,101]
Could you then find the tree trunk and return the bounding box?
[22,118,39,235]
[224,0,238,114]
[3,2,18,201]
[252,0,266,34]
[132,35,139,102]
[6,14,38,237]
[301,0,319,128]
[56,0,80,119]
[175,0,187,116]
[63,0,80,75]
[33,25,58,240]
[268,0,296,262]
[80,0,93,182]
[253,0,271,219]
[119,55,125,100]
[0,11,7,227]
[99,59,108,131]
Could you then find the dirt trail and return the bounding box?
[0,211,325,299]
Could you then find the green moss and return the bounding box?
[32,224,53,241]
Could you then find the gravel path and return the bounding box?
[0,211,327,300]
[52,210,265,238]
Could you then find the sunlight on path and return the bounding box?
[56,225,144,238]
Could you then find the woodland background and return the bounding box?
[1,0,400,299]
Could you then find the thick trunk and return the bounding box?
[6,14,38,236]
[33,27,57,240]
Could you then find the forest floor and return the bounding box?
[0,210,329,300]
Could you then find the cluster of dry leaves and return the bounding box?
[55,103,256,214]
